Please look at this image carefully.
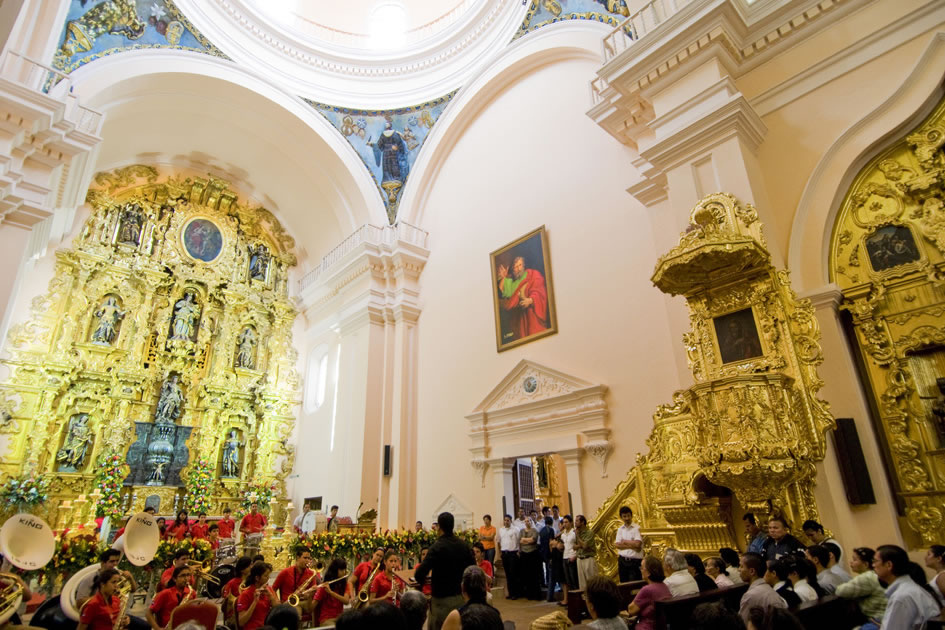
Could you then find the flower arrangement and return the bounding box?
[52,531,100,577]
[0,474,50,511]
[291,529,480,563]
[94,453,126,521]
[153,537,213,568]
[237,481,276,518]
[183,459,214,515]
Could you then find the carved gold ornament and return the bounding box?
[830,96,945,547]
[0,167,300,522]
[592,193,834,573]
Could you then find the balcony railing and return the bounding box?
[298,222,429,292]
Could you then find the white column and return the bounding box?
[560,448,585,517]
[488,458,515,518]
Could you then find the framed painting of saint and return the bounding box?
[490,226,557,352]
[713,307,764,364]
[864,224,921,272]
[181,217,224,263]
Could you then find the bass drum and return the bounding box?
[28,595,75,630]
[204,563,235,599]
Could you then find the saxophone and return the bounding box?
[353,563,382,609]
[112,575,133,630]
[286,570,318,608]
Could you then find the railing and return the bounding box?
[0,51,103,135]
[297,222,429,292]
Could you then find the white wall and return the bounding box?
[414,56,683,523]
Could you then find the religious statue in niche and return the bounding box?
[931,377,945,447]
[248,244,270,282]
[221,429,243,478]
[90,296,125,345]
[169,292,200,342]
[235,327,257,370]
[154,373,184,424]
[535,456,550,490]
[56,413,92,471]
[117,203,145,245]
[368,117,409,203]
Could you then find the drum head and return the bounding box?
[206,564,235,599]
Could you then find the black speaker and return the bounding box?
[384,445,392,476]
[832,418,876,505]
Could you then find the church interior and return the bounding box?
[1,0,945,628]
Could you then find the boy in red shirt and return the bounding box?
[159,550,193,591]
[207,523,220,550]
[189,514,209,539]
[272,550,316,603]
[240,503,267,536]
[217,507,235,539]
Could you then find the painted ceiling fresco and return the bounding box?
[305,94,456,224]
[516,0,631,39]
[52,0,225,76]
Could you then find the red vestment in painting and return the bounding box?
[500,268,549,340]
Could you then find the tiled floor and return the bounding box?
[492,591,570,628]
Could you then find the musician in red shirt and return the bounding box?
[473,543,494,592]
[237,562,279,630]
[159,550,192,591]
[148,566,195,629]
[240,503,267,536]
[77,568,128,630]
[418,547,432,596]
[217,507,235,539]
[368,551,403,605]
[189,514,209,539]
[313,558,351,626]
[207,524,220,550]
[166,510,190,541]
[272,550,316,603]
[350,547,385,593]
[222,557,253,627]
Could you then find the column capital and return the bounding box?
[800,283,844,311]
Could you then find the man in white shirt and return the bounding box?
[512,508,527,531]
[614,506,643,582]
[497,514,522,600]
[550,505,562,535]
[292,503,315,534]
[874,544,940,630]
[663,548,698,597]
[823,542,852,581]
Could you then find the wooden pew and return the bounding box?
[791,596,862,630]
[566,580,646,625]
[652,584,748,630]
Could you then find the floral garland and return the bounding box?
[291,529,479,563]
[94,453,126,521]
[182,458,214,515]
[237,482,276,518]
[0,474,50,511]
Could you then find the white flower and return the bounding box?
[151,3,167,20]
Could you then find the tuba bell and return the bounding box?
[0,513,56,624]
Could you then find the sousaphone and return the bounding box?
[0,513,56,624]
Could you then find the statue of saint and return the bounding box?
[170,293,200,341]
[235,327,257,369]
[222,430,243,477]
[155,374,184,424]
[147,462,167,484]
[56,413,92,469]
[369,119,410,187]
[91,296,125,345]
[932,377,945,446]
[249,244,270,281]
[117,205,144,245]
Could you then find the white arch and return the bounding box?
[60,50,389,237]
[397,21,609,228]
[788,32,945,292]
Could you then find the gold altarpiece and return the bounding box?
[0,166,300,524]
[591,193,835,575]
[830,96,945,548]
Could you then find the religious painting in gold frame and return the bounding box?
[180,216,225,263]
[712,307,764,365]
[489,226,557,352]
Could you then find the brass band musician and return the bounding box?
[158,550,193,591]
[350,548,385,594]
[236,561,279,630]
[368,551,403,605]
[78,567,129,630]
[312,558,351,627]
[147,566,195,630]
[75,549,139,610]
[221,556,253,627]
[272,550,317,604]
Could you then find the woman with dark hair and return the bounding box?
[925,545,945,605]
[585,576,624,629]
[746,606,804,630]
[836,547,885,625]
[686,554,719,592]
[690,601,746,630]
[705,557,735,587]
[442,566,491,630]
[907,561,942,609]
[222,556,254,626]
[786,558,820,602]
[313,557,351,626]
[627,556,671,630]
[78,568,128,630]
[166,510,190,541]
[156,516,166,540]
[368,550,403,605]
[458,603,503,630]
[237,561,279,630]
[719,548,745,585]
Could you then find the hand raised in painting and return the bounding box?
[520,297,533,308]
[497,264,509,281]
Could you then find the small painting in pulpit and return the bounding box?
[714,308,764,364]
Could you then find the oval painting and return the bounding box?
[182,218,223,262]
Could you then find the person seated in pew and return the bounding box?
[924,545,945,608]
[868,545,940,630]
[663,548,698,597]
[719,548,745,585]
[763,559,800,608]
[690,601,746,630]
[685,554,719,593]
[835,547,885,626]
[626,556,671,630]
[785,557,823,603]
[806,545,847,594]
[823,542,851,581]
[801,520,840,549]
[737,552,787,624]
[583,576,625,630]
[745,606,804,630]
[705,557,735,588]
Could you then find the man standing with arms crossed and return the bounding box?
[615,506,643,582]
[497,514,521,600]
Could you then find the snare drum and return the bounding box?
[216,542,237,565]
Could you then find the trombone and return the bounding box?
[187,559,220,586]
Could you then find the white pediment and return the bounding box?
[432,494,473,531]
[472,360,598,413]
